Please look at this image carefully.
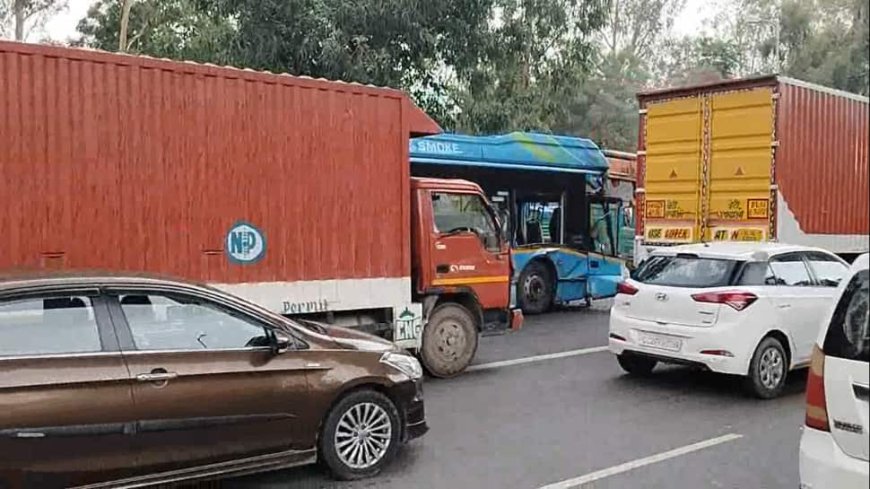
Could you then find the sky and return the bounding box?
[42,0,713,42]
[43,0,93,41]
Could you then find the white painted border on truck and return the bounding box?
[213,277,412,315]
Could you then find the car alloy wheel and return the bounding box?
[758,347,785,390]
[334,402,393,470]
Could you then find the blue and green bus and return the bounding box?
[410,132,633,314]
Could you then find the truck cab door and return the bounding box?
[424,191,510,310]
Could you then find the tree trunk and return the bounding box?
[118,0,134,51]
[14,0,25,41]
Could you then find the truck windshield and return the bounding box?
[633,255,740,288]
[432,193,500,250]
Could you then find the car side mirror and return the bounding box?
[273,332,293,354]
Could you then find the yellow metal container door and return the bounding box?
[643,97,703,244]
[706,88,774,242]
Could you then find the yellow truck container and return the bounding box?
[634,76,869,264]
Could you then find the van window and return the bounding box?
[823,270,869,362]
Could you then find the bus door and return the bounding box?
[587,196,626,298]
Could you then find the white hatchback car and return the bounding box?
[799,253,869,489]
[609,242,850,398]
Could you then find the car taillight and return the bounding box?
[804,344,829,432]
[691,291,757,311]
[617,281,639,296]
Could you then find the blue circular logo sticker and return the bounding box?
[226,221,266,264]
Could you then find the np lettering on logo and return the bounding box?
[226,221,266,264]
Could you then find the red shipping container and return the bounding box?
[0,41,440,314]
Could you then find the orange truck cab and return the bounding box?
[410,177,522,377]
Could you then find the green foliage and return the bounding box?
[713,0,869,95]
[450,0,609,133]
[76,0,236,63]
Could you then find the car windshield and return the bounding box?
[633,255,740,288]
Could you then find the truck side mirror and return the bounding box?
[484,232,500,251]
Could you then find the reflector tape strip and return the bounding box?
[431,275,510,286]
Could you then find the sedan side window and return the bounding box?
[118,293,271,351]
[0,296,102,357]
[769,254,814,286]
[804,251,849,287]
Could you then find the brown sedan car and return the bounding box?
[0,273,427,488]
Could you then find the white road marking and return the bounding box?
[536,433,744,489]
[466,346,609,372]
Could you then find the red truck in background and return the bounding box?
[0,41,521,377]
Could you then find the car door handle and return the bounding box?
[136,372,178,382]
[778,304,792,309]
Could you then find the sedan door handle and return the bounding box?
[136,372,178,382]
[778,304,792,309]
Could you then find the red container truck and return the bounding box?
[0,41,521,377]
[634,75,869,264]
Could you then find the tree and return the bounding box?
[77,0,236,63]
[1,0,66,40]
[118,0,133,51]
[655,35,742,86]
[710,0,869,95]
[555,51,647,150]
[552,0,682,149]
[598,0,684,61]
[450,0,609,133]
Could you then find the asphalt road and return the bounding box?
[227,308,807,489]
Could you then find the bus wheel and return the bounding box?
[420,303,479,378]
[518,261,553,314]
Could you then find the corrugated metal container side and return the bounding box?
[776,79,869,236]
[0,41,417,284]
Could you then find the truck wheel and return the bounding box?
[744,337,788,399]
[420,303,479,378]
[319,389,401,480]
[518,260,554,314]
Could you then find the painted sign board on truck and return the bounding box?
[635,75,869,263]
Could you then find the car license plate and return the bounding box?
[638,332,682,352]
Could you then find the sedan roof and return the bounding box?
[0,270,200,294]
